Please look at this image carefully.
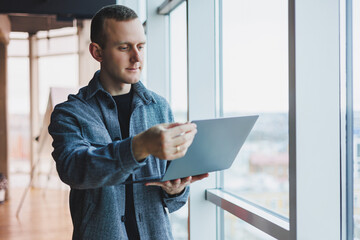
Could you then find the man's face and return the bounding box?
[100,18,146,85]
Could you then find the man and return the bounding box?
[48,4,208,240]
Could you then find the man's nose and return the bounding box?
[130,49,141,63]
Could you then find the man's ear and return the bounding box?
[89,42,103,62]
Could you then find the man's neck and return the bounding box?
[99,71,132,96]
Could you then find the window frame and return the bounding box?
[344,0,354,238]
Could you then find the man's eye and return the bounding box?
[119,46,129,51]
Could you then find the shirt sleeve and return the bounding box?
[161,186,190,213]
[48,106,147,190]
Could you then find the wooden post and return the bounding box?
[29,33,40,187]
[0,15,10,199]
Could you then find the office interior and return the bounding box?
[0,0,358,239]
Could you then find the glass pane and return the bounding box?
[7,56,31,187]
[353,0,360,237]
[38,35,78,56]
[169,2,189,240]
[222,0,289,217]
[9,32,28,39]
[224,211,275,240]
[37,27,77,38]
[169,2,188,123]
[8,58,30,114]
[38,54,79,115]
[8,38,29,57]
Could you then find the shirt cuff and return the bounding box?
[162,186,190,213]
[116,137,147,173]
[163,188,186,198]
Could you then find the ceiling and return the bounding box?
[0,0,116,33]
[8,14,74,33]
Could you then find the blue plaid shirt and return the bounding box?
[48,71,189,240]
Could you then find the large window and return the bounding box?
[7,27,79,188]
[147,0,343,239]
[221,0,289,221]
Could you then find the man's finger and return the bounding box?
[167,123,197,138]
[171,129,197,147]
[180,176,192,186]
[171,129,197,157]
[190,173,209,183]
[172,147,188,159]
[165,122,183,129]
[145,181,165,187]
[164,180,173,188]
[171,178,181,188]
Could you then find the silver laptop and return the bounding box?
[124,115,258,184]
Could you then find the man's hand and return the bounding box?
[132,122,197,161]
[145,173,209,195]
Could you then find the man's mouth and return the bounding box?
[126,67,140,71]
[126,67,140,72]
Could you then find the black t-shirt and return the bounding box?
[112,88,140,240]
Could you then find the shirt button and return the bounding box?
[108,102,115,109]
[121,216,126,222]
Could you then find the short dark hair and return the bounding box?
[90,5,138,48]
